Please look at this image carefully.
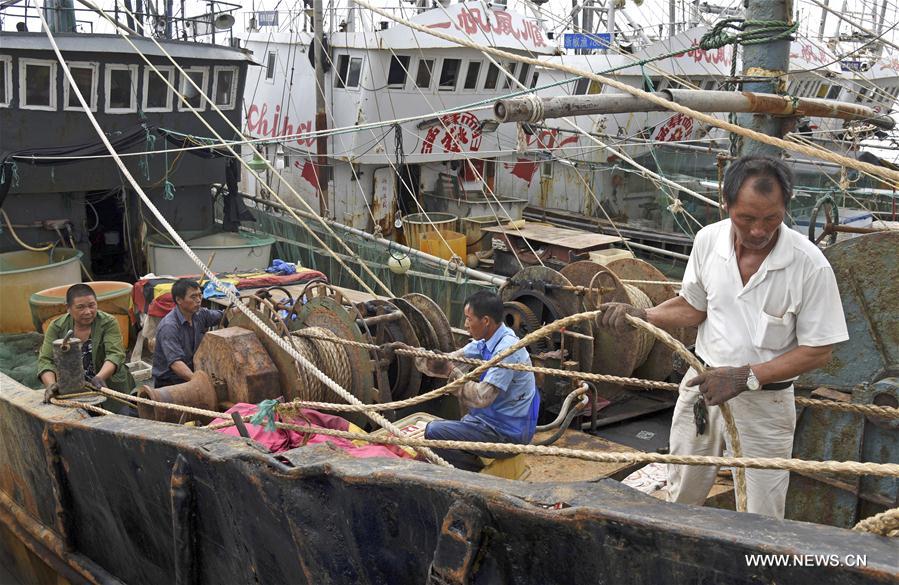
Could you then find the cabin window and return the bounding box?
[345,57,363,88]
[144,66,174,112]
[415,58,434,89]
[541,160,553,179]
[816,83,830,99]
[387,55,410,88]
[63,62,98,111]
[502,62,518,89]
[20,59,57,111]
[105,64,137,113]
[807,82,820,98]
[265,51,276,81]
[826,85,841,100]
[334,55,349,88]
[178,66,207,111]
[855,86,868,103]
[516,64,530,87]
[483,63,499,89]
[530,71,539,89]
[702,79,716,91]
[462,61,481,90]
[439,58,461,91]
[573,77,590,95]
[587,80,603,95]
[0,57,12,108]
[213,66,238,109]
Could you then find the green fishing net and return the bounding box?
[0,333,44,389]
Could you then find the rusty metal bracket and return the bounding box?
[426,500,487,585]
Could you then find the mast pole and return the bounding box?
[669,0,676,37]
[313,0,330,217]
[735,0,792,158]
[817,0,828,39]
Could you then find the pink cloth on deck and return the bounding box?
[210,403,413,460]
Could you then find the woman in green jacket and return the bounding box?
[37,283,133,393]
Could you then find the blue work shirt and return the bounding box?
[151,306,223,384]
[461,324,539,443]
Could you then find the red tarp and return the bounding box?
[210,403,415,460]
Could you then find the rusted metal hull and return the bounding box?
[1,379,896,585]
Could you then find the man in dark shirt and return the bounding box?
[151,278,224,387]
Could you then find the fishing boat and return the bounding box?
[0,1,897,584]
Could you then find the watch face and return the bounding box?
[747,373,760,391]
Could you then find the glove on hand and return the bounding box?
[597,302,647,333]
[686,365,750,406]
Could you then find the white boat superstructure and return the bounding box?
[239,0,898,238]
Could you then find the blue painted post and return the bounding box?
[737,0,792,157]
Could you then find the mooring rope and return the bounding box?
[62,386,899,480]
[289,330,899,418]
[853,507,899,537]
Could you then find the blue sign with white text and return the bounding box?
[564,33,613,50]
[257,11,279,27]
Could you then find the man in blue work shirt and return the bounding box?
[420,291,540,471]
[151,278,224,388]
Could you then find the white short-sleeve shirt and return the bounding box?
[679,219,849,371]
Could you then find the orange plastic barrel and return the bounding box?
[419,230,467,261]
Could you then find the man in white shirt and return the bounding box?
[596,156,849,517]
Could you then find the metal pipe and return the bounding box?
[621,241,690,261]
[241,193,508,286]
[536,384,589,431]
[313,0,330,217]
[494,90,895,130]
[355,311,404,327]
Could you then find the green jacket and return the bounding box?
[37,311,134,393]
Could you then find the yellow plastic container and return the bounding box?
[30,281,133,345]
[402,212,457,250]
[419,230,467,261]
[0,248,83,333]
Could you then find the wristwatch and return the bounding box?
[746,368,761,391]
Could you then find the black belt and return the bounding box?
[760,381,793,391]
